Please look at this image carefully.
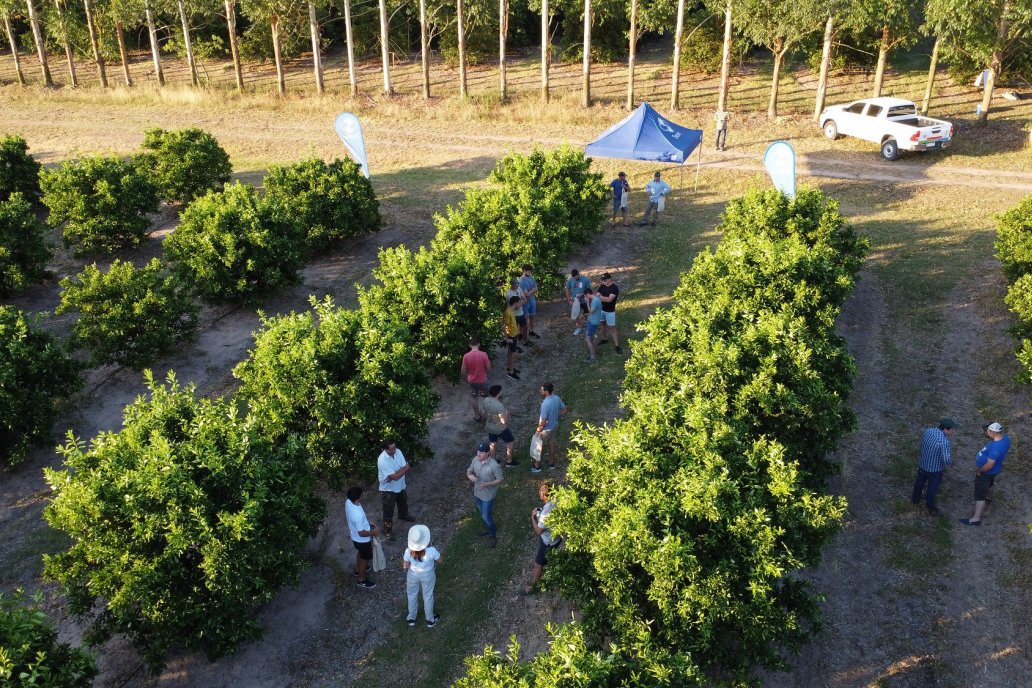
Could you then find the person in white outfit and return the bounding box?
[403,524,443,627]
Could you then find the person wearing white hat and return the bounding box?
[402,524,443,627]
[960,421,1011,526]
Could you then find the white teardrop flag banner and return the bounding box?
[334,112,370,178]
[763,141,796,199]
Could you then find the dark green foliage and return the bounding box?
[164,181,306,305]
[234,297,439,486]
[995,195,1032,284]
[40,156,160,255]
[0,589,97,687]
[136,128,232,204]
[0,192,51,294]
[263,158,380,253]
[57,258,199,370]
[43,372,325,673]
[0,135,42,203]
[359,234,499,380]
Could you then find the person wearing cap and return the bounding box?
[345,486,379,589]
[481,385,517,467]
[960,421,1011,526]
[565,269,592,336]
[640,171,671,227]
[377,439,415,541]
[596,273,622,355]
[911,417,957,516]
[528,481,562,594]
[402,525,442,627]
[466,442,505,547]
[609,172,631,227]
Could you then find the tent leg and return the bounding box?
[694,138,702,193]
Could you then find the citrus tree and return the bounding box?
[135,127,233,204]
[0,589,97,687]
[0,135,42,202]
[0,192,50,294]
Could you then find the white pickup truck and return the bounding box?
[819,97,954,161]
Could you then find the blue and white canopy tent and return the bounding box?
[584,102,704,190]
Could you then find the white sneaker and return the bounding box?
[573,327,582,336]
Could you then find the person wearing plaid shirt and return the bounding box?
[911,417,957,515]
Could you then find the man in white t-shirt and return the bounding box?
[528,482,561,594]
[345,486,379,588]
[378,439,415,541]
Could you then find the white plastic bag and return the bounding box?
[371,537,386,572]
[570,300,581,320]
[530,433,543,461]
[658,196,666,212]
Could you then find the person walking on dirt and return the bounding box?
[345,486,379,588]
[378,439,415,541]
[466,442,504,548]
[528,481,561,594]
[640,171,671,226]
[403,524,442,627]
[715,110,730,151]
[960,421,1011,526]
[583,287,602,363]
[565,268,592,336]
[503,295,523,381]
[533,382,567,472]
[597,273,622,355]
[911,417,956,515]
[482,385,517,467]
[518,265,541,341]
[461,337,491,421]
[609,172,631,227]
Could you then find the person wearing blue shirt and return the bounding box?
[518,264,540,341]
[609,172,631,226]
[583,288,602,363]
[533,382,567,472]
[564,269,592,336]
[960,421,1011,526]
[911,417,956,515]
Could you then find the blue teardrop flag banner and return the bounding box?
[763,141,796,198]
[334,113,370,178]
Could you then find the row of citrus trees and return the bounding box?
[1,143,606,681]
[455,187,869,686]
[995,196,1032,387]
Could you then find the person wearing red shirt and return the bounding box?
[460,337,492,421]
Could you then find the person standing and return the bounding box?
[378,439,414,541]
[518,265,540,340]
[911,417,956,515]
[466,442,504,548]
[505,278,527,349]
[565,268,591,336]
[503,295,522,381]
[640,171,671,226]
[609,172,631,227]
[960,421,1011,526]
[403,525,442,627]
[460,337,491,421]
[482,385,517,467]
[528,481,561,594]
[715,110,730,151]
[534,382,567,472]
[345,486,379,589]
[596,273,622,355]
[583,287,602,362]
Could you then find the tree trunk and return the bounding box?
[115,21,132,86]
[979,0,1010,123]
[581,0,591,107]
[813,13,833,122]
[498,0,507,101]
[176,0,198,86]
[309,1,323,93]
[2,13,26,85]
[625,0,636,110]
[540,0,548,103]
[25,0,52,86]
[342,0,356,94]
[418,0,429,98]
[83,0,108,87]
[768,44,785,120]
[920,34,940,115]
[715,0,731,113]
[145,0,164,85]
[225,0,243,91]
[872,25,888,97]
[271,14,285,95]
[378,0,391,94]
[669,0,684,110]
[457,0,467,97]
[54,0,77,87]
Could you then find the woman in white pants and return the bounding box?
[403,524,443,627]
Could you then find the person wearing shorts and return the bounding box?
[503,296,522,381]
[345,486,379,588]
[518,265,540,340]
[460,337,491,421]
[960,422,1011,526]
[528,482,561,594]
[597,273,622,354]
[583,288,602,362]
[565,269,591,335]
[481,385,517,466]
[534,382,567,472]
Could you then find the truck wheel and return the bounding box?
[823,121,839,140]
[881,138,900,161]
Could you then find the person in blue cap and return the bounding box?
[466,442,504,548]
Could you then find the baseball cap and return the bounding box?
[939,417,957,429]
[987,422,1003,433]
[477,442,490,453]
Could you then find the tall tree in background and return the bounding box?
[52,0,78,87]
[0,0,27,84]
[25,0,53,85]
[419,0,429,97]
[540,0,549,102]
[581,0,591,106]
[174,0,199,85]
[715,0,731,113]
[308,0,323,93]
[144,0,164,85]
[377,0,391,94]
[498,0,507,99]
[812,11,834,120]
[341,0,356,94]
[82,0,108,86]
[108,0,143,85]
[851,0,920,97]
[242,0,301,94]
[669,0,684,109]
[736,0,822,119]
[625,0,636,108]
[224,0,243,90]
[919,34,940,113]
[457,0,467,97]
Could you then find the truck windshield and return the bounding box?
[887,105,917,117]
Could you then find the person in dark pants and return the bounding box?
[378,439,415,541]
[911,417,956,515]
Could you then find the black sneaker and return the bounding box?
[548,463,556,470]
[488,537,497,549]
[504,460,519,468]
[530,465,542,474]
[512,368,520,374]
[507,371,520,381]
[598,339,608,346]
[357,579,377,589]
[614,346,623,354]
[515,346,524,353]
[530,331,541,339]
[407,618,416,627]
[427,614,441,628]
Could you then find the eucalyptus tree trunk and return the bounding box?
[378,0,391,94]
[581,0,591,107]
[978,0,1010,123]
[54,0,78,87]
[308,1,323,93]
[498,0,507,100]
[768,43,786,119]
[669,0,684,109]
[25,0,53,86]
[225,0,243,90]
[342,0,356,94]
[83,0,108,87]
[625,0,636,110]
[920,35,940,115]
[715,0,730,113]
[271,14,285,94]
[419,0,429,98]
[2,13,26,85]
[813,13,833,122]
[457,0,467,97]
[872,25,888,97]
[145,0,164,85]
[176,0,198,86]
[540,0,548,103]
[115,21,132,85]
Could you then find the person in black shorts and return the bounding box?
[597,272,622,355]
[481,385,517,466]
[345,486,379,588]
[528,482,561,594]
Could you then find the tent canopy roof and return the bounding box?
[585,102,703,164]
